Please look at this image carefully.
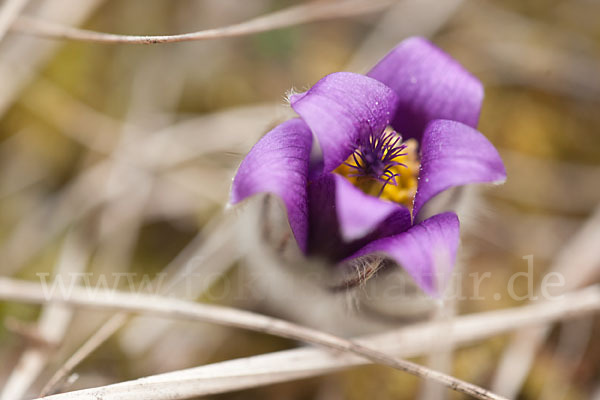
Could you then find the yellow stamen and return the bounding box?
[334,138,420,211]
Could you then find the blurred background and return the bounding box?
[0,0,599,399]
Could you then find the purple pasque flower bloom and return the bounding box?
[231,37,506,296]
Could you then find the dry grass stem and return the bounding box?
[11,0,398,45]
[39,313,129,397]
[32,283,593,400]
[2,279,599,399]
[0,278,534,400]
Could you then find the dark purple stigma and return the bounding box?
[343,130,408,194]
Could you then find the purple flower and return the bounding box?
[231,37,506,296]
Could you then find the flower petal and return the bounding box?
[231,118,312,252]
[346,212,460,296]
[333,174,411,241]
[307,173,412,259]
[290,72,398,174]
[367,37,483,142]
[413,119,506,219]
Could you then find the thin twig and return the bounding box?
[0,0,28,41]
[14,284,597,400]
[10,0,397,45]
[0,278,527,400]
[25,285,597,400]
[4,281,600,400]
[39,313,128,397]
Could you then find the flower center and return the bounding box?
[335,129,420,210]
